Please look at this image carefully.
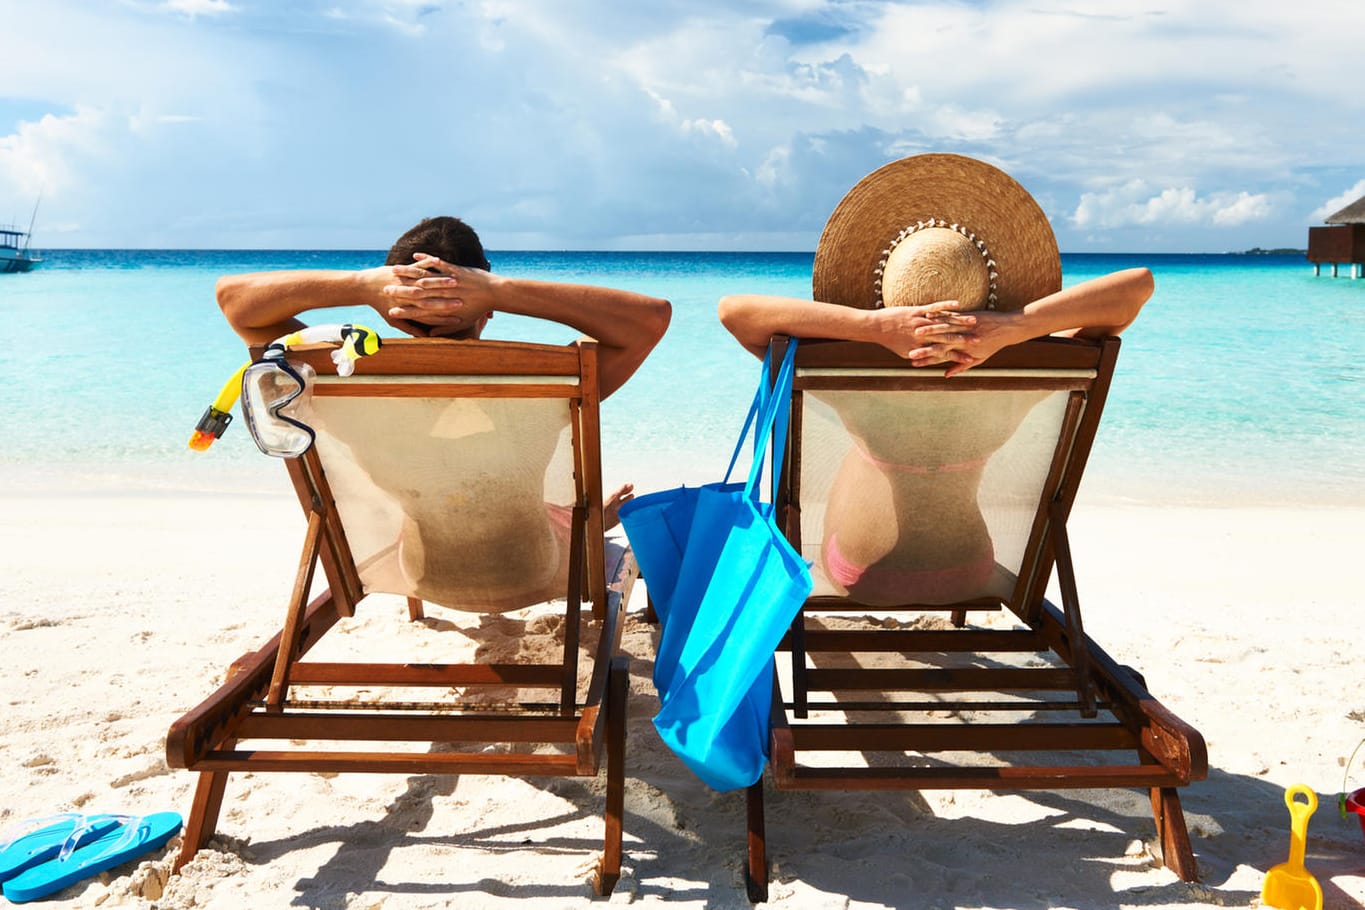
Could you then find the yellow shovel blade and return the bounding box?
[1261,862,1323,910]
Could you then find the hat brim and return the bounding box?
[813,154,1060,311]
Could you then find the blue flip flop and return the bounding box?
[1,812,182,903]
[0,815,126,884]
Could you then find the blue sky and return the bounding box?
[2,0,1362,252]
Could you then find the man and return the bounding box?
[217,216,671,400]
[218,216,671,531]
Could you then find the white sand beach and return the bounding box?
[2,481,1363,909]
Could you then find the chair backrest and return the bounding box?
[774,335,1118,619]
[263,337,606,615]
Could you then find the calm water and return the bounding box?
[2,249,1363,505]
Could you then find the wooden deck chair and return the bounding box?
[166,337,637,894]
[744,335,1207,900]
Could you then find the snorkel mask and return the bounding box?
[240,354,318,457]
[188,323,381,457]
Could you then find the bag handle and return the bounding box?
[722,343,773,483]
[720,339,798,500]
[744,339,797,501]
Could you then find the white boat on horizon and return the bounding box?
[1,225,41,273]
[2,201,42,273]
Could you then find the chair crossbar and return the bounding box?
[780,763,1182,791]
[285,662,566,687]
[260,699,575,714]
[315,373,580,385]
[314,382,581,399]
[192,749,584,776]
[802,667,1080,692]
[235,711,585,744]
[785,628,1045,653]
[796,367,1098,380]
[788,698,1112,714]
[785,721,1139,753]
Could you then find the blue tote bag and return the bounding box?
[620,341,812,791]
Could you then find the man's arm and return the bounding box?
[216,261,671,400]
[381,257,671,399]
[216,267,406,346]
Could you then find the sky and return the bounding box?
[1,0,1362,252]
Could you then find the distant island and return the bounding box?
[1239,247,1306,255]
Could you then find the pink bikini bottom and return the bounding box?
[545,501,575,540]
[823,533,996,605]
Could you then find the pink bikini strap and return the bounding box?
[851,441,988,475]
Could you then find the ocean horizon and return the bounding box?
[2,248,1363,507]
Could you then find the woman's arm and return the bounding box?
[717,294,976,359]
[718,267,1152,375]
[911,267,1153,376]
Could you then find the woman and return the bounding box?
[718,154,1152,606]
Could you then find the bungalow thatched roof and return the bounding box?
[1325,194,1365,224]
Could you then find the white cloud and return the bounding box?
[1312,180,1365,221]
[378,14,426,36]
[643,89,676,120]
[681,119,738,149]
[0,108,112,199]
[162,0,235,16]
[1211,191,1274,226]
[755,145,791,189]
[4,0,1363,249]
[924,105,1002,142]
[128,112,202,134]
[309,1,444,34]
[1072,181,1274,229]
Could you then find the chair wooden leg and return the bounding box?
[1049,510,1097,717]
[745,779,768,903]
[594,657,629,896]
[266,511,324,711]
[1150,786,1199,882]
[174,769,230,873]
[790,613,809,719]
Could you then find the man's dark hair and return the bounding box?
[386,216,491,271]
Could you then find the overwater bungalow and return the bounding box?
[1307,193,1365,278]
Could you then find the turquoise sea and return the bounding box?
[2,250,1363,505]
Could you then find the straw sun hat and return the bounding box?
[813,153,1061,312]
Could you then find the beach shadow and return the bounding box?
[1129,765,1364,910]
[225,598,736,906]
[731,754,1349,909]
[237,748,648,907]
[212,601,1364,909]
[627,608,1364,909]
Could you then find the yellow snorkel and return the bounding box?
[187,364,248,451]
[277,322,382,377]
[188,323,381,452]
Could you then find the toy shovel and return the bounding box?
[1261,784,1323,910]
